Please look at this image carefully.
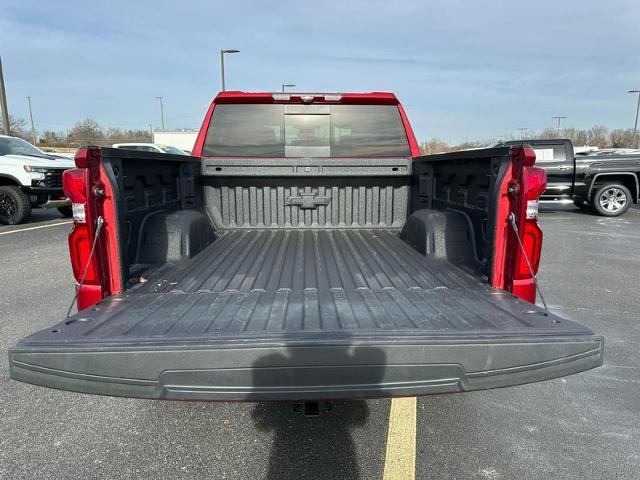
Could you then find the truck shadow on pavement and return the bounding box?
[250,339,387,480]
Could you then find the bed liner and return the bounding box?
[9,229,603,400]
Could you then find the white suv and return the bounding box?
[0,135,75,224]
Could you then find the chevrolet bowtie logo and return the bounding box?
[285,193,332,209]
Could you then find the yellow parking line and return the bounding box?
[383,397,417,480]
[0,221,72,236]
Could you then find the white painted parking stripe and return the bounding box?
[0,221,72,236]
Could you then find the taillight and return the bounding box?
[63,167,96,283]
[506,146,547,303]
[63,168,88,223]
[68,223,99,283]
[513,164,546,281]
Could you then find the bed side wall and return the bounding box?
[406,150,509,277]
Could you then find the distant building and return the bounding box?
[153,129,199,152]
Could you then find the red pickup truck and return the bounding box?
[9,92,602,401]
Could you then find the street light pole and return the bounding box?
[552,115,567,137]
[628,90,640,149]
[26,96,36,144]
[155,96,164,131]
[220,49,240,91]
[0,56,10,135]
[281,84,296,92]
[517,127,528,140]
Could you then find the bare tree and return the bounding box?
[609,129,635,148]
[421,138,450,154]
[586,126,609,148]
[572,130,590,146]
[105,127,151,144]
[0,115,29,139]
[559,128,575,142]
[38,121,154,148]
[537,127,559,139]
[69,118,105,146]
[39,130,67,147]
[456,140,488,150]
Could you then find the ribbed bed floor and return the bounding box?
[136,229,478,294]
[21,228,589,345]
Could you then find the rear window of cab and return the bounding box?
[202,104,411,157]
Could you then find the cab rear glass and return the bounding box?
[202,104,411,157]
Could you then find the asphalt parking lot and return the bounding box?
[0,206,638,480]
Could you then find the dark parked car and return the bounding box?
[501,139,640,216]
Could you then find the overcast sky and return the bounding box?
[1,0,639,143]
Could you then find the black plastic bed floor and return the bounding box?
[26,229,590,345]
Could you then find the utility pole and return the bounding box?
[517,127,528,140]
[220,49,240,91]
[281,84,296,92]
[552,115,567,137]
[26,96,36,144]
[0,55,10,135]
[155,96,165,131]
[628,90,640,149]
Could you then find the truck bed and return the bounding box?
[91,228,575,337]
[10,228,603,401]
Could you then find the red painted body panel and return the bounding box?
[397,103,421,157]
[96,160,123,296]
[491,146,546,302]
[66,147,123,312]
[192,91,421,157]
[191,101,215,157]
[490,157,514,290]
[214,91,400,104]
[75,284,103,311]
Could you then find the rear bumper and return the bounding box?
[9,335,604,401]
